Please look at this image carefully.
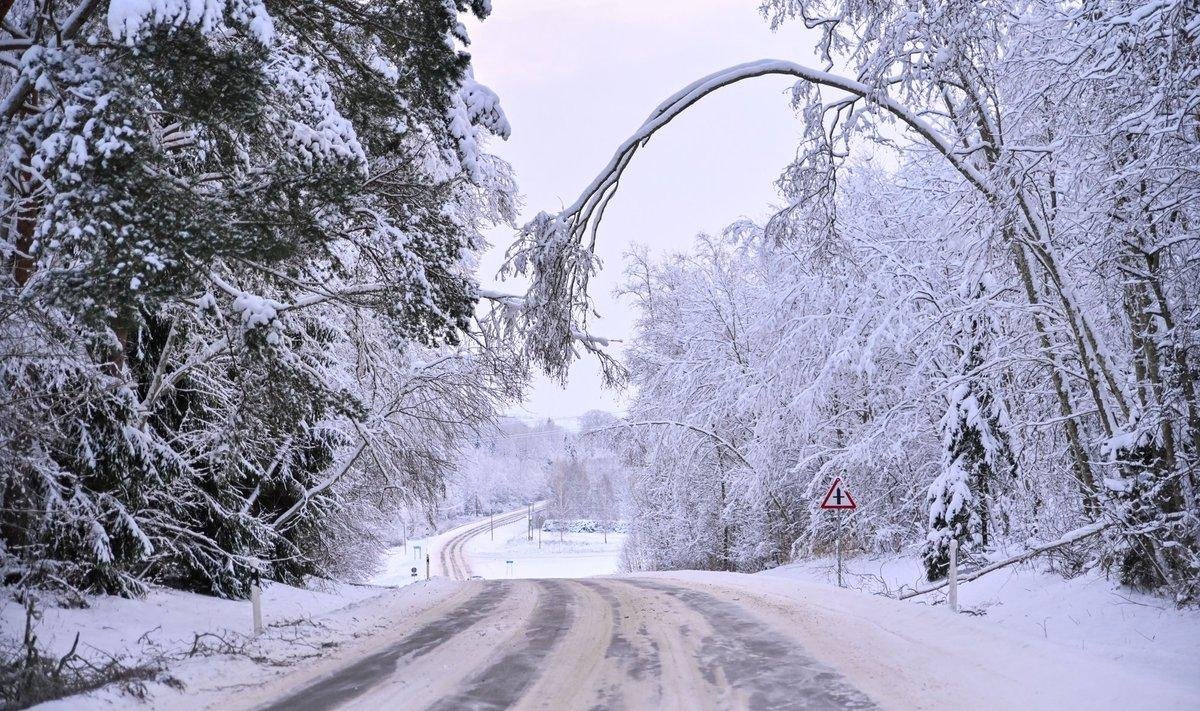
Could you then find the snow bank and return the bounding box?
[2,578,460,709]
[757,553,1200,689]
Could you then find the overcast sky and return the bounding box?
[463,1,817,423]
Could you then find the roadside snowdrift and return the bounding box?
[652,565,1199,711]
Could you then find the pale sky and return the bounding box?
[464,1,817,422]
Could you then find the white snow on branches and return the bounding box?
[108,0,276,46]
[270,53,368,172]
[450,75,510,183]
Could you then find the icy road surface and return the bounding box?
[93,508,1189,711]
[256,577,874,710]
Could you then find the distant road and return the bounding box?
[438,505,541,580]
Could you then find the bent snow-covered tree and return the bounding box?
[0,0,515,597]
[516,1,1199,600]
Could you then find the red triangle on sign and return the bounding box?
[820,477,857,509]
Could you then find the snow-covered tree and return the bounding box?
[0,0,516,597]
[515,0,1199,601]
[925,279,1017,579]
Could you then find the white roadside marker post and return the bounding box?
[948,538,959,613]
[491,513,494,540]
[250,576,264,636]
[426,553,430,580]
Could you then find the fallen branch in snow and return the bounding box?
[897,520,1113,600]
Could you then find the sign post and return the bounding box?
[819,477,857,588]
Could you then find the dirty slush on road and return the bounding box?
[258,577,875,711]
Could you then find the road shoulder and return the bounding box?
[645,570,1197,711]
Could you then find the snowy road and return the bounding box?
[438,505,541,580]
[185,511,1195,711]
[254,577,874,711]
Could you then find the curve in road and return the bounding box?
[438,505,542,580]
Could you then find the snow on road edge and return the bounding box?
[648,570,1198,711]
[8,578,463,710]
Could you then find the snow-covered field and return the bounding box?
[652,569,1199,711]
[370,535,437,587]
[2,577,459,710]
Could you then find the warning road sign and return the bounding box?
[820,477,857,510]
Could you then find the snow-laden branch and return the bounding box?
[557,59,993,246]
[584,419,755,472]
[897,520,1113,600]
[476,287,622,346]
[0,0,101,120]
[142,281,620,415]
[505,59,996,383]
[272,439,367,529]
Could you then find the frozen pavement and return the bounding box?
[210,570,1197,711]
[20,512,1198,711]
[248,577,875,711]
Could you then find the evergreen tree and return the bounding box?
[924,280,1016,581]
[1,0,513,597]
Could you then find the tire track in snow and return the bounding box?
[425,579,575,710]
[620,579,876,710]
[576,579,664,710]
[257,583,512,711]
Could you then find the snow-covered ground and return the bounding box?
[651,569,1199,711]
[370,534,437,586]
[6,518,1199,710]
[758,554,1200,691]
[463,515,626,579]
[3,577,460,710]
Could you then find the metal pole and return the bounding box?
[836,509,843,588]
[425,553,430,580]
[948,538,958,613]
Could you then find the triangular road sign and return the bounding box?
[820,477,857,510]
